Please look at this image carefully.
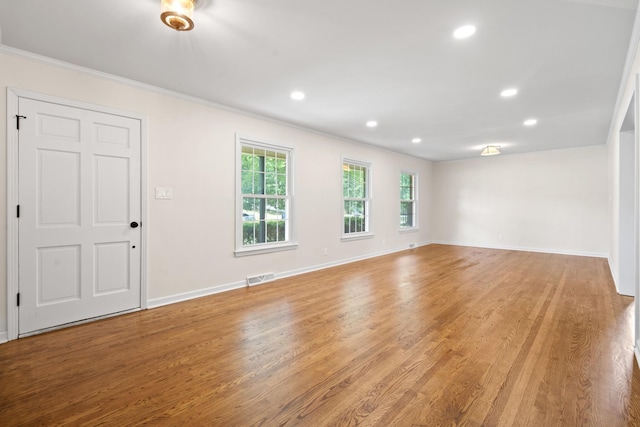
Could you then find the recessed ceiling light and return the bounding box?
[366,120,378,128]
[501,88,518,98]
[290,91,305,100]
[454,25,476,39]
[524,118,538,126]
[412,138,422,144]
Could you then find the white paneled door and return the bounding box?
[18,97,142,335]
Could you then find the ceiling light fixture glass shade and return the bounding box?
[481,145,501,156]
[161,0,196,31]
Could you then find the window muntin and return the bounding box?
[343,160,370,235]
[239,142,291,249]
[400,172,417,228]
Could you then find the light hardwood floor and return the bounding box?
[1,245,639,426]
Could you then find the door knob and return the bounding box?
[130,221,139,229]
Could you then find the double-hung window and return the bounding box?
[236,136,295,255]
[343,159,371,237]
[400,172,417,229]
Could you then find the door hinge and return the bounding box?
[17,205,20,218]
[15,115,27,131]
[17,293,20,307]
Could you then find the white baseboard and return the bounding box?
[608,257,620,293]
[607,257,636,297]
[607,256,636,297]
[277,241,431,281]
[0,331,8,344]
[636,341,640,368]
[147,241,432,309]
[147,280,247,309]
[431,240,607,259]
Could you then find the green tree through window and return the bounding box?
[241,145,289,246]
[343,160,370,234]
[400,172,416,228]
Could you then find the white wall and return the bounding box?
[609,95,637,297]
[608,7,640,360]
[616,131,636,296]
[0,50,433,337]
[431,146,610,257]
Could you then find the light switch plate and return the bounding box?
[155,187,173,200]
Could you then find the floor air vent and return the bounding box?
[246,273,275,286]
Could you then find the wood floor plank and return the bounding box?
[1,245,639,426]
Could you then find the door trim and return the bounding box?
[6,88,148,341]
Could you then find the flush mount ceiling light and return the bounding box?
[366,120,378,128]
[524,118,538,126]
[412,138,422,144]
[481,145,501,156]
[290,91,305,100]
[161,0,197,31]
[500,88,518,97]
[454,25,476,39]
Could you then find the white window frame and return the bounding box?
[341,157,374,241]
[399,171,419,233]
[235,135,297,256]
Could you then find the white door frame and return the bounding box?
[6,88,148,341]
[635,74,640,363]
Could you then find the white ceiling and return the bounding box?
[0,0,637,161]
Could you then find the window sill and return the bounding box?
[341,232,375,242]
[235,242,298,257]
[399,227,420,234]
